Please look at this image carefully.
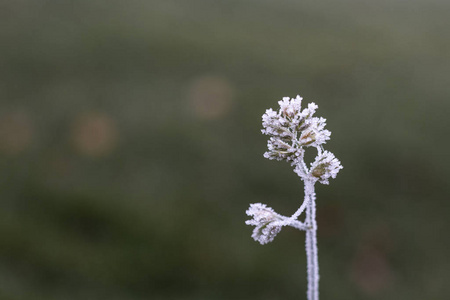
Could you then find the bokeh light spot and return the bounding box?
[0,111,34,155]
[351,226,394,295]
[187,75,234,120]
[71,112,118,157]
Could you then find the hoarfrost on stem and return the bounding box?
[245,95,342,300]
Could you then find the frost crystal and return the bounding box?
[245,203,283,245]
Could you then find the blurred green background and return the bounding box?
[1,0,450,299]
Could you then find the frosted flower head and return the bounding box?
[262,96,331,162]
[309,150,343,184]
[245,203,283,245]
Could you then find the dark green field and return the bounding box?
[1,0,449,299]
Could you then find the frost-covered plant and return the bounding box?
[246,95,342,300]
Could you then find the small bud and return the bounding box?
[310,151,343,184]
[311,164,326,177]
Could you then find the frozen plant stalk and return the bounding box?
[246,95,343,300]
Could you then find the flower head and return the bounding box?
[245,203,283,245]
[262,96,331,162]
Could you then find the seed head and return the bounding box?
[262,96,331,163]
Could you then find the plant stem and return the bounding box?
[305,181,319,300]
